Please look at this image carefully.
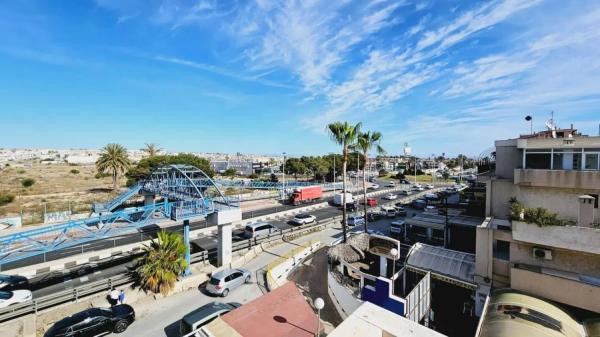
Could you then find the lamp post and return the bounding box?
[314,297,324,337]
[333,154,336,194]
[390,248,398,294]
[282,152,286,201]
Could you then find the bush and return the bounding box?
[223,168,237,176]
[394,172,405,180]
[21,178,35,188]
[509,198,563,227]
[70,169,80,174]
[17,169,25,174]
[95,172,110,179]
[378,169,388,177]
[0,194,15,206]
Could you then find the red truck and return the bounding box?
[290,186,323,205]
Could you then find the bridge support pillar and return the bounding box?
[218,223,232,267]
[183,220,191,276]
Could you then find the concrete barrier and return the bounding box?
[266,241,321,290]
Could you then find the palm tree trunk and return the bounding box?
[112,169,117,191]
[363,152,368,232]
[342,147,348,244]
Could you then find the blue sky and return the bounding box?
[1,0,599,157]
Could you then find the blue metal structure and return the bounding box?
[0,165,341,266]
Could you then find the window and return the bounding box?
[573,153,582,170]
[525,153,551,169]
[494,240,510,261]
[585,153,599,170]
[552,153,563,170]
[591,194,599,209]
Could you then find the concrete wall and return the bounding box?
[510,239,600,277]
[494,140,521,180]
[515,169,600,190]
[474,220,493,286]
[267,242,321,290]
[511,267,600,313]
[327,270,363,319]
[486,179,514,219]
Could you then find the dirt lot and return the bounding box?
[0,161,128,224]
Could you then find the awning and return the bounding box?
[406,243,476,289]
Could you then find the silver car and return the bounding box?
[205,268,251,297]
[242,222,278,239]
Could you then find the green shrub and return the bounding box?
[70,169,80,174]
[95,172,110,179]
[21,178,35,188]
[378,169,388,177]
[17,169,25,174]
[509,198,563,227]
[0,194,15,206]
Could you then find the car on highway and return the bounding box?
[425,184,434,189]
[242,222,278,239]
[410,199,427,210]
[347,215,365,227]
[383,193,398,200]
[291,214,317,225]
[363,198,377,206]
[44,305,135,337]
[0,289,32,308]
[399,190,410,196]
[180,302,241,336]
[345,202,358,212]
[386,181,396,187]
[0,274,29,291]
[369,183,380,189]
[381,206,397,218]
[412,185,425,191]
[393,204,407,216]
[367,211,384,222]
[399,179,411,184]
[206,268,251,297]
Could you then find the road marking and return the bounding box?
[94,271,101,275]
[80,276,88,282]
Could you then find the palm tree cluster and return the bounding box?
[95,143,131,191]
[136,230,188,295]
[142,143,161,158]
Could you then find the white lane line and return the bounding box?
[79,276,88,282]
[94,271,101,275]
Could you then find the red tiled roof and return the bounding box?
[221,282,323,337]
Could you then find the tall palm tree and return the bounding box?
[142,143,161,158]
[136,230,187,295]
[327,121,362,243]
[355,131,385,232]
[96,143,131,191]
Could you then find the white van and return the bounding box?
[381,206,396,217]
[242,222,277,239]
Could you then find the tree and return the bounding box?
[21,178,35,188]
[96,143,131,191]
[285,158,308,180]
[223,168,237,176]
[135,230,187,295]
[269,173,278,182]
[442,172,450,181]
[355,131,385,232]
[327,121,362,243]
[142,143,161,158]
[126,153,214,185]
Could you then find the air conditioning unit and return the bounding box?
[532,247,552,260]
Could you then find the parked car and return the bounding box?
[383,193,397,200]
[393,204,407,216]
[410,199,427,210]
[390,220,406,237]
[0,290,32,308]
[242,222,278,239]
[291,214,316,225]
[425,184,434,189]
[0,274,29,291]
[206,268,251,297]
[347,215,365,227]
[363,198,377,206]
[399,190,410,196]
[424,205,437,213]
[386,181,396,187]
[180,302,241,336]
[381,206,397,218]
[44,305,135,337]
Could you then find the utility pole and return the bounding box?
[282,152,286,201]
[333,154,336,194]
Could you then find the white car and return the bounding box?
[386,182,396,187]
[369,184,380,189]
[383,193,398,200]
[291,214,316,225]
[425,184,434,189]
[0,290,32,308]
[412,185,424,191]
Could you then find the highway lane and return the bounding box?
[1,185,398,271]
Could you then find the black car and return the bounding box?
[45,305,135,337]
[0,274,29,291]
[345,202,358,212]
[367,211,384,222]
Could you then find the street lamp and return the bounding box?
[390,248,398,294]
[314,297,324,337]
[282,152,286,201]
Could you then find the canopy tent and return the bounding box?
[406,242,476,289]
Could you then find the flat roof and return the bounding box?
[328,301,446,337]
[217,282,321,337]
[406,243,476,286]
[406,213,484,230]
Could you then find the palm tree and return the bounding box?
[96,143,131,191]
[355,131,385,232]
[136,230,187,295]
[327,121,362,243]
[142,143,161,158]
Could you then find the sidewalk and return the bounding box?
[118,225,343,337]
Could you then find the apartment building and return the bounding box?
[475,125,600,316]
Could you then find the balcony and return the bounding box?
[514,168,600,189]
[511,264,600,313]
[512,220,600,255]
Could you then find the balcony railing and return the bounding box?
[514,168,600,189]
